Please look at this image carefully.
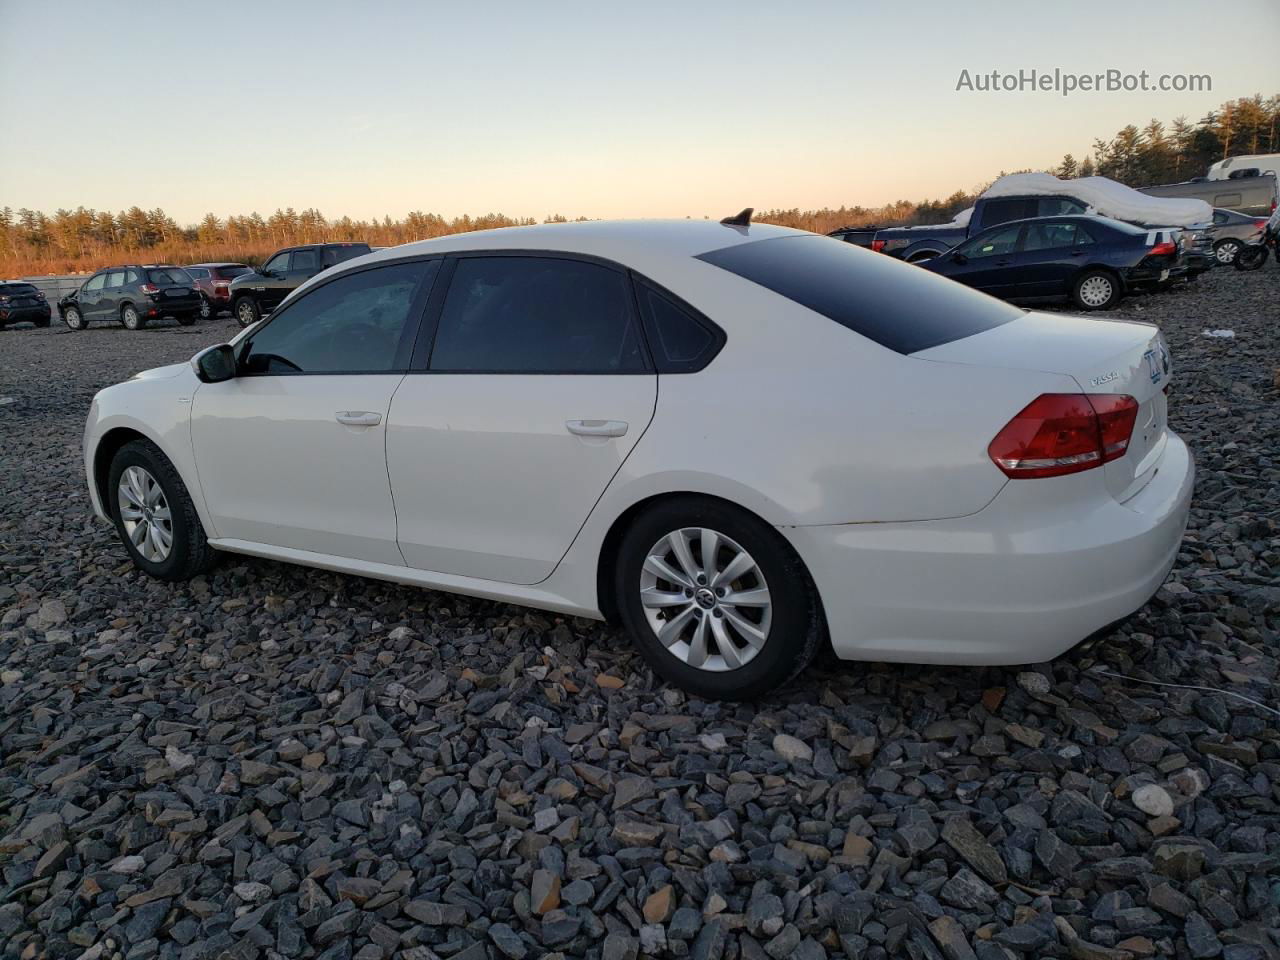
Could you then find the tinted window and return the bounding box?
[0,283,38,295]
[980,198,1037,227]
[323,245,370,267]
[1040,198,1087,216]
[240,261,432,375]
[291,249,320,272]
[185,267,211,280]
[960,225,1023,258]
[263,253,290,274]
[106,271,126,288]
[697,236,1021,355]
[1024,222,1089,252]
[148,268,190,285]
[85,274,106,292]
[1212,211,1228,225]
[215,265,251,279]
[636,283,720,373]
[429,257,646,373]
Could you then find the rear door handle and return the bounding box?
[566,419,628,438]
[335,411,382,427]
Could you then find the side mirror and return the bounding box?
[191,344,237,383]
[951,252,968,264]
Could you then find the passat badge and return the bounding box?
[1090,371,1119,387]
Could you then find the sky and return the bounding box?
[1,0,1276,225]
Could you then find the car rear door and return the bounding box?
[385,254,657,585]
[944,225,1026,297]
[1015,220,1093,296]
[190,260,437,564]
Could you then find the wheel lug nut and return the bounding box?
[684,588,693,597]
[693,609,703,618]
[696,575,707,585]
[713,609,724,618]
[715,588,725,597]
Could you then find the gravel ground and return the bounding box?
[2,270,1278,960]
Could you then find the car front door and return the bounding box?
[190,259,438,565]
[385,254,658,585]
[942,225,1026,297]
[255,251,293,311]
[79,273,107,317]
[100,270,128,320]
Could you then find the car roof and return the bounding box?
[973,214,1143,235]
[187,261,247,267]
[354,219,808,268]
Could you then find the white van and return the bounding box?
[1208,154,1280,181]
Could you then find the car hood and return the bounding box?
[130,362,189,382]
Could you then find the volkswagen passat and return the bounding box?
[83,219,1194,700]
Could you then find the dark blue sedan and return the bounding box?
[919,215,1182,310]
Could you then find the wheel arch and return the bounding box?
[593,490,824,631]
[1075,263,1126,295]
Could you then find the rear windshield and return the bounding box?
[214,265,251,279]
[697,235,1022,354]
[148,268,192,285]
[0,283,38,295]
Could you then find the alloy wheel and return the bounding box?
[237,301,255,326]
[639,527,772,672]
[117,466,173,563]
[122,306,140,329]
[1079,276,1113,307]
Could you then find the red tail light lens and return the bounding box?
[989,393,1139,479]
[139,283,160,294]
[1148,241,1177,258]
[871,239,886,252]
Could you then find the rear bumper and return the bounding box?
[784,432,1194,665]
[0,304,51,323]
[145,297,201,316]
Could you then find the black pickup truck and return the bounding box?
[830,193,1214,278]
[228,241,371,327]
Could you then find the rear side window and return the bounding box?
[323,245,370,267]
[980,198,1038,226]
[429,257,646,374]
[635,282,722,373]
[106,271,126,288]
[291,249,320,272]
[1039,197,1087,216]
[185,267,211,280]
[697,235,1021,355]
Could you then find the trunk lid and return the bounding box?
[915,311,1172,501]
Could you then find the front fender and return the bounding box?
[84,373,214,537]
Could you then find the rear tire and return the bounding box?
[614,496,822,700]
[64,306,85,330]
[107,440,216,581]
[1234,245,1268,271]
[199,298,213,320]
[1072,269,1120,311]
[121,303,145,330]
[234,296,260,328]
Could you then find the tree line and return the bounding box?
[2,91,1274,277]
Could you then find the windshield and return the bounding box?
[0,283,38,296]
[697,235,1021,354]
[148,268,192,285]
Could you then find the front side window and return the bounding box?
[961,225,1023,259]
[84,274,106,292]
[428,257,646,373]
[697,235,1021,355]
[239,261,433,375]
[263,253,290,274]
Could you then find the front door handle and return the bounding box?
[566,419,628,438]
[335,411,382,427]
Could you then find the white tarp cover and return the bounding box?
[981,173,1212,227]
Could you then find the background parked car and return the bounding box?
[0,281,51,328]
[1207,208,1273,264]
[919,215,1181,310]
[58,265,202,331]
[183,263,251,318]
[228,242,371,327]
[1139,173,1278,218]
[1207,153,1280,182]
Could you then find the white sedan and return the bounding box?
[83,219,1194,700]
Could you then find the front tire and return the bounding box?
[1072,269,1120,311]
[1213,239,1241,265]
[107,440,216,581]
[614,497,821,700]
[234,296,260,328]
[121,303,145,330]
[64,306,85,330]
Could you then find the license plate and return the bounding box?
[1159,269,1169,281]
[166,289,187,297]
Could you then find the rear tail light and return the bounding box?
[213,280,230,289]
[871,239,886,253]
[1254,219,1269,229]
[139,283,160,295]
[1148,241,1177,258]
[988,393,1139,479]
